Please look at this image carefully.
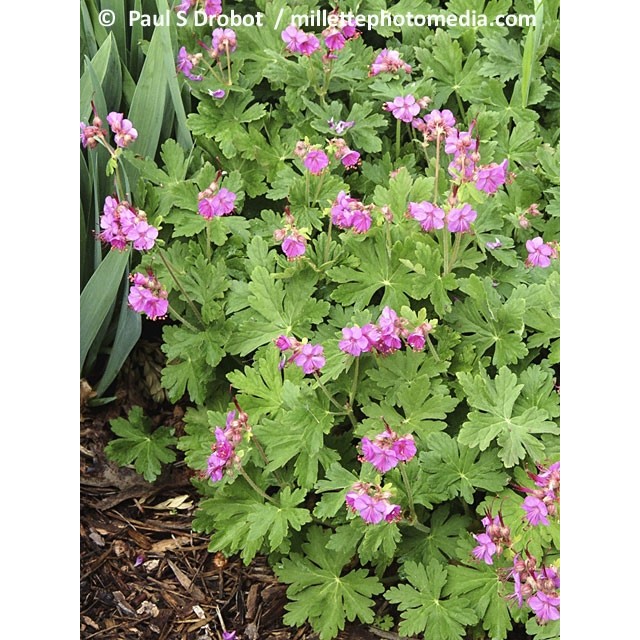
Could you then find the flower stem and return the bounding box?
[447,233,464,273]
[313,373,358,429]
[395,118,401,159]
[237,465,278,505]
[205,219,212,260]
[349,357,360,407]
[312,171,326,205]
[168,304,199,332]
[225,44,232,85]
[399,463,418,524]
[425,335,440,362]
[158,249,204,325]
[323,218,332,265]
[434,136,441,204]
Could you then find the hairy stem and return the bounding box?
[399,464,418,524]
[237,465,278,505]
[158,249,204,325]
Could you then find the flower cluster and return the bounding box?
[176,47,204,81]
[197,180,237,219]
[128,271,169,320]
[360,425,416,473]
[471,512,512,565]
[518,462,560,526]
[211,28,237,56]
[330,191,373,233]
[275,336,325,375]
[412,108,456,141]
[274,208,307,260]
[525,237,557,269]
[345,481,401,525]
[176,27,236,83]
[100,196,158,251]
[369,49,412,76]
[81,111,137,150]
[80,115,106,150]
[106,112,138,148]
[327,118,354,134]
[383,94,431,123]
[509,553,560,624]
[206,410,250,482]
[339,307,434,356]
[282,14,359,58]
[328,138,361,168]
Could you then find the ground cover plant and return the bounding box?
[81,0,560,637]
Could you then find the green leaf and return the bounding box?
[246,487,312,552]
[329,233,426,309]
[449,274,528,367]
[127,24,169,160]
[421,432,509,503]
[105,407,177,482]
[94,283,142,397]
[398,506,470,566]
[80,33,121,121]
[258,387,337,489]
[457,366,559,467]
[80,247,130,371]
[275,527,384,640]
[227,347,299,419]
[227,267,330,356]
[314,463,360,519]
[385,559,478,639]
[446,561,513,640]
[161,324,226,404]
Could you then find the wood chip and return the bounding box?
[136,601,160,617]
[167,559,207,602]
[150,535,191,554]
[112,590,136,617]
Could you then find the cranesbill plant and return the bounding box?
[102,2,560,638]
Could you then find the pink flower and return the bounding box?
[292,343,325,374]
[211,28,237,55]
[528,592,560,623]
[304,149,329,175]
[406,332,425,351]
[447,204,477,233]
[408,201,445,232]
[281,25,320,55]
[522,496,550,526]
[472,533,497,564]
[384,95,421,123]
[323,27,346,51]
[80,116,106,149]
[339,149,361,168]
[360,427,415,473]
[282,234,306,260]
[203,0,222,17]
[419,109,456,140]
[176,47,203,81]
[445,129,477,156]
[351,208,372,233]
[198,187,237,218]
[209,89,226,99]
[128,272,168,320]
[393,436,416,461]
[275,335,293,351]
[525,237,555,268]
[107,112,138,148]
[126,220,158,251]
[370,49,412,76]
[339,325,371,356]
[328,118,355,134]
[476,159,509,194]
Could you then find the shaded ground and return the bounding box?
[80,347,394,640]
